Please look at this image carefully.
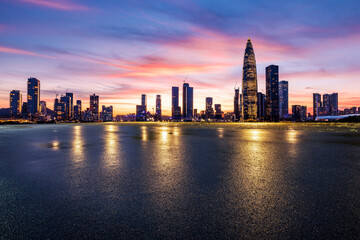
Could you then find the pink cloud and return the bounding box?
[0,45,55,59]
[18,0,89,11]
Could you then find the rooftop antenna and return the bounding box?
[184,75,188,83]
[53,88,58,99]
[234,81,238,90]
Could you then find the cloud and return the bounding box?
[0,45,55,59]
[17,0,90,11]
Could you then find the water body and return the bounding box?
[0,123,360,239]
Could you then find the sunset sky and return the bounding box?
[0,0,359,115]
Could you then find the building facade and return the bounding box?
[182,83,193,120]
[257,92,266,120]
[27,77,40,115]
[10,90,22,117]
[155,95,161,121]
[90,94,99,121]
[242,38,258,120]
[265,65,279,121]
[279,80,289,118]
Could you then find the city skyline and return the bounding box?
[1,0,360,115]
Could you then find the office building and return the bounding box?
[141,94,147,113]
[257,92,265,120]
[90,94,99,120]
[155,95,161,121]
[183,82,193,120]
[74,100,82,120]
[205,97,214,120]
[313,93,322,119]
[215,104,222,121]
[265,65,279,121]
[279,80,289,118]
[101,105,113,122]
[10,90,22,117]
[66,92,74,119]
[329,93,338,116]
[172,87,180,120]
[234,88,240,121]
[242,38,258,120]
[27,77,40,115]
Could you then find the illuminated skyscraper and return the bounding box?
[205,97,214,120]
[234,88,240,121]
[242,38,258,120]
[171,87,181,121]
[279,80,289,118]
[10,90,22,117]
[313,93,322,119]
[101,105,113,122]
[74,100,82,120]
[27,77,40,115]
[66,92,74,119]
[182,82,193,120]
[330,93,338,116]
[90,94,99,120]
[141,94,147,113]
[155,95,161,121]
[266,65,279,121]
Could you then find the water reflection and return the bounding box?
[71,125,84,163]
[51,140,60,150]
[218,128,224,138]
[141,126,148,141]
[103,124,120,169]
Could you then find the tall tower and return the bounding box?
[10,90,22,117]
[90,94,99,120]
[265,65,279,122]
[234,88,240,121]
[242,38,258,120]
[155,95,161,121]
[313,93,322,120]
[27,77,40,115]
[279,80,289,118]
[182,82,193,120]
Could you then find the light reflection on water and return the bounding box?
[103,124,120,169]
[71,125,84,163]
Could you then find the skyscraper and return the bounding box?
[141,94,147,113]
[242,38,258,120]
[101,105,113,122]
[257,92,266,120]
[330,93,338,116]
[266,65,279,121]
[313,93,322,119]
[171,87,181,121]
[183,82,193,120]
[205,97,214,120]
[27,77,40,115]
[215,104,222,121]
[90,94,99,120]
[66,92,74,119]
[60,95,71,120]
[323,94,330,115]
[155,95,161,121]
[234,88,240,121]
[10,90,22,117]
[279,80,289,118]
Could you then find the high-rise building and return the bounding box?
[155,95,161,121]
[74,100,82,120]
[215,104,222,121]
[171,87,181,121]
[313,93,322,120]
[60,95,71,120]
[141,94,147,113]
[330,93,338,116]
[257,92,266,120]
[242,38,258,120]
[22,102,28,117]
[234,88,240,121]
[101,105,113,122]
[10,90,22,117]
[66,92,74,119]
[279,80,289,118]
[323,94,330,115]
[205,97,214,120]
[40,101,47,115]
[54,98,66,120]
[90,94,99,120]
[292,105,307,122]
[265,65,279,121]
[183,82,193,120]
[27,77,40,115]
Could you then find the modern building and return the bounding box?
[10,90,22,117]
[141,94,147,113]
[90,94,99,121]
[136,105,146,121]
[313,93,322,120]
[215,104,223,121]
[101,105,113,122]
[54,98,66,121]
[265,65,279,121]
[27,77,40,115]
[60,95,71,120]
[205,97,214,120]
[74,100,82,120]
[66,92,74,119]
[40,101,47,115]
[292,105,307,122]
[242,38,258,120]
[155,95,161,121]
[182,82,193,120]
[234,88,240,121]
[21,102,28,117]
[257,92,266,120]
[172,87,181,121]
[279,80,289,118]
[323,94,330,116]
[329,93,338,116]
